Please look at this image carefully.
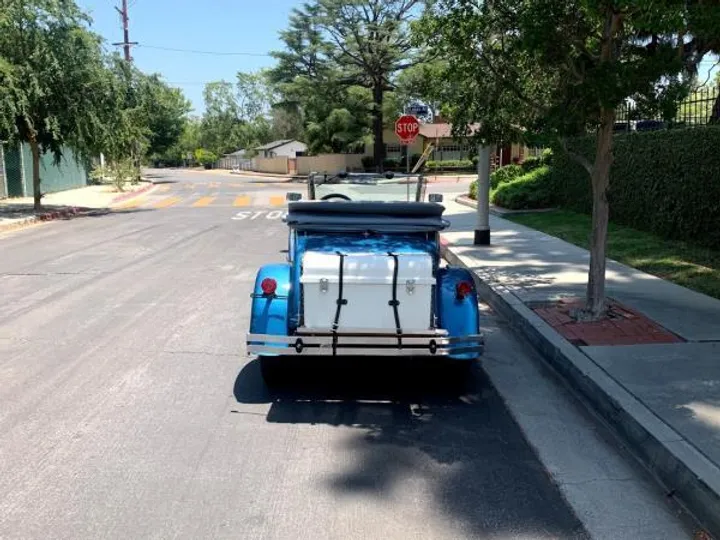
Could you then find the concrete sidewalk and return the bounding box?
[0,182,153,233]
[441,201,720,537]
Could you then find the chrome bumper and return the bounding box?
[246,328,484,357]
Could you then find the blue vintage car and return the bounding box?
[246,172,484,386]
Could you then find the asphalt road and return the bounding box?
[0,170,694,539]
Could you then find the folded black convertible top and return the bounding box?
[285,201,449,232]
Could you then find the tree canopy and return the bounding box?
[0,0,190,207]
[419,0,720,318]
[267,0,424,167]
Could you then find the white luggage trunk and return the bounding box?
[300,251,435,332]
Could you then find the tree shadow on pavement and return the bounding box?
[233,358,590,539]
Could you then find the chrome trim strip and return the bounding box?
[246,332,484,357]
[294,327,450,337]
[248,345,452,357]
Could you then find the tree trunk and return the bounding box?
[710,91,720,124]
[372,84,385,172]
[584,107,616,319]
[29,138,42,212]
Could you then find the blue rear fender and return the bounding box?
[248,264,292,354]
[436,267,482,360]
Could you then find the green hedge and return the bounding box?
[469,180,478,200]
[490,164,523,189]
[552,127,720,249]
[520,156,542,172]
[492,166,556,210]
[426,159,474,171]
[468,158,540,199]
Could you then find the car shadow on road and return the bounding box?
[233,358,590,539]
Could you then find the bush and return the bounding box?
[425,159,474,171]
[551,126,720,248]
[520,156,542,172]
[490,164,523,189]
[194,148,218,168]
[469,180,478,200]
[383,158,399,170]
[90,160,139,192]
[492,166,556,210]
[541,148,553,165]
[361,155,375,170]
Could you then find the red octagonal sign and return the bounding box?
[395,114,420,145]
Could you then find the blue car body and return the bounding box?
[246,174,484,364]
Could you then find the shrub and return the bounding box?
[383,158,399,170]
[194,148,218,168]
[492,166,556,210]
[90,160,138,192]
[361,155,375,170]
[425,159,474,171]
[469,180,478,200]
[490,164,523,189]
[541,148,553,165]
[551,126,720,248]
[520,156,542,172]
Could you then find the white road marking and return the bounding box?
[231,210,287,221]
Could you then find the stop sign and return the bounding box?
[395,114,420,144]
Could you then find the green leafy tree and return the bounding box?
[0,0,112,210]
[99,57,189,175]
[200,81,244,155]
[237,71,273,122]
[314,0,422,169]
[420,0,720,319]
[144,76,191,158]
[199,73,275,156]
[270,105,304,141]
[269,1,422,163]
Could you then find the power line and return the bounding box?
[136,44,271,57]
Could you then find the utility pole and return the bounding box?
[474,144,492,245]
[113,0,137,62]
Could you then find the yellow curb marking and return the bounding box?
[233,196,251,207]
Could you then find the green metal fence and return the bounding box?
[1,143,88,198]
[0,144,6,199]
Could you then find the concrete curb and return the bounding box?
[0,206,106,234]
[228,171,298,183]
[455,195,557,216]
[110,182,157,205]
[440,238,720,537]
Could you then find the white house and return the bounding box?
[255,140,307,158]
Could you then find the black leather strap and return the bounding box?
[332,251,348,355]
[387,252,403,348]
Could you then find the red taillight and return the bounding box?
[261,278,278,296]
[456,280,473,299]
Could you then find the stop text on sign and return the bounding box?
[395,114,420,144]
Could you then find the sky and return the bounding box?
[78,0,300,114]
[78,1,718,116]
